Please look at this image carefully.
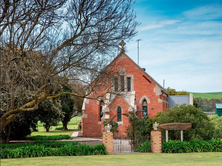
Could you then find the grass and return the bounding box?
[191,92,222,100]
[2,153,222,166]
[30,117,81,136]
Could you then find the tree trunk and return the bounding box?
[62,121,68,131]
[0,118,6,141]
[0,132,3,144]
[46,127,50,132]
[5,124,11,144]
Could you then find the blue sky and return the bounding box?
[125,0,222,92]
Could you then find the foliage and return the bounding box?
[27,135,72,140]
[209,115,222,139]
[36,99,64,132]
[0,0,138,144]
[126,113,151,149]
[193,98,198,108]
[1,89,38,142]
[60,86,75,130]
[9,112,38,140]
[162,139,222,153]
[134,140,151,152]
[0,141,78,150]
[166,87,188,95]
[155,104,215,141]
[60,85,84,130]
[55,127,63,130]
[0,143,107,159]
[195,98,222,112]
[103,120,119,134]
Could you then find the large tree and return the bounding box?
[0,0,139,143]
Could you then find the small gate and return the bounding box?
[113,137,132,154]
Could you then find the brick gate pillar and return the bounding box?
[151,130,161,153]
[103,132,113,154]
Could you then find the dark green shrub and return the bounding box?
[0,141,78,150]
[0,143,107,159]
[27,135,72,140]
[134,140,151,152]
[9,112,38,140]
[155,104,214,141]
[209,115,222,139]
[55,127,63,130]
[162,139,222,153]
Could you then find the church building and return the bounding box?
[81,41,169,137]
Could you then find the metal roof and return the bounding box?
[216,103,222,109]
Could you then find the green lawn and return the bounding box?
[30,117,81,136]
[2,153,222,166]
[191,92,222,100]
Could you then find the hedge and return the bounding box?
[133,139,222,153]
[162,139,222,153]
[0,144,107,159]
[0,141,78,150]
[26,135,72,140]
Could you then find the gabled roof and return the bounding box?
[106,43,168,95]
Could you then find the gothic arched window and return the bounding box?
[117,106,122,122]
[142,99,148,117]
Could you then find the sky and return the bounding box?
[125,0,222,92]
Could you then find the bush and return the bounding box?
[134,140,151,152]
[9,112,38,140]
[162,139,222,153]
[0,141,79,150]
[0,143,107,159]
[209,115,222,139]
[27,135,72,140]
[155,104,214,141]
[55,127,63,130]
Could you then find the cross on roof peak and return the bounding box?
[119,40,126,52]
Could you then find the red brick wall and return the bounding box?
[112,55,165,118]
[108,96,130,137]
[82,99,102,137]
[82,53,168,137]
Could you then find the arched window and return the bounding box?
[117,106,122,121]
[142,99,148,117]
[99,100,104,121]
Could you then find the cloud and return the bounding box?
[183,4,222,20]
[158,21,222,36]
[126,3,222,92]
[139,20,180,31]
[127,33,222,92]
